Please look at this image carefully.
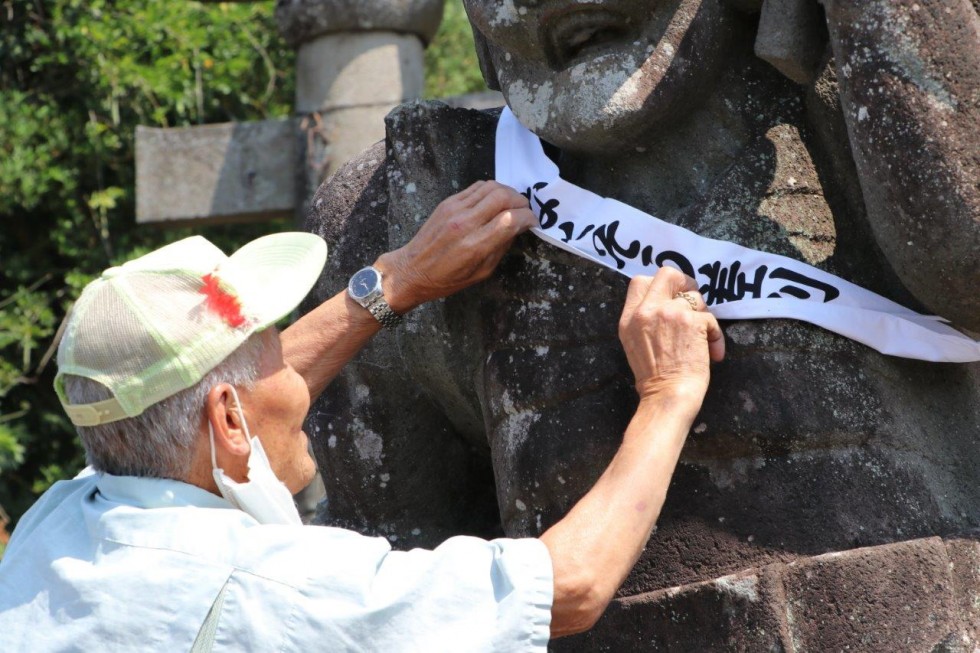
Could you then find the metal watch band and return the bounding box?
[366,297,402,329]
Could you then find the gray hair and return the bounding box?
[63,334,265,480]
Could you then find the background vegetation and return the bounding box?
[0,0,483,548]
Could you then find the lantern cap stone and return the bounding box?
[275,0,445,47]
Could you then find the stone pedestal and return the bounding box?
[555,535,980,652]
[295,32,425,180]
[276,0,444,219]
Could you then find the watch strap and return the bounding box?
[366,296,402,329]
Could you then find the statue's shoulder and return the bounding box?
[383,101,499,248]
[307,100,499,235]
[385,99,500,170]
[304,101,500,298]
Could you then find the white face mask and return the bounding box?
[208,385,303,526]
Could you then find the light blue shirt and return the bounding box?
[0,470,553,652]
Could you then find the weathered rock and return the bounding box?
[823,0,980,331]
[135,120,295,224]
[782,538,958,651]
[294,32,425,114]
[754,0,827,84]
[557,536,979,651]
[275,0,444,48]
[945,535,980,646]
[554,568,788,652]
[294,31,426,193]
[304,1,980,649]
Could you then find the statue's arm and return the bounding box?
[821,0,980,330]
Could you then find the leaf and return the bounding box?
[86,187,125,211]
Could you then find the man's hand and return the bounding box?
[542,266,725,638]
[618,267,725,402]
[283,181,534,401]
[376,181,537,313]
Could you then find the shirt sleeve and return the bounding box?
[286,531,553,653]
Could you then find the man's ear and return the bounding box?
[205,383,251,459]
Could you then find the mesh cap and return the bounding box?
[55,233,327,426]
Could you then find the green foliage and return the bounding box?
[0,0,484,543]
[425,1,487,99]
[0,0,295,529]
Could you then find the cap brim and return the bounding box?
[219,232,328,329]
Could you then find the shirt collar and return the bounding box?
[96,472,235,512]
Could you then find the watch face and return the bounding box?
[349,267,381,301]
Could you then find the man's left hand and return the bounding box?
[376,181,537,313]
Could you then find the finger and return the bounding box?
[672,290,707,313]
[457,180,511,210]
[649,265,698,300]
[704,313,726,362]
[621,275,656,322]
[468,185,532,226]
[471,208,536,254]
[496,207,537,234]
[453,180,488,204]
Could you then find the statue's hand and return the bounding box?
[377,181,536,312]
[618,267,725,403]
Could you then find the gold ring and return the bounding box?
[674,291,699,311]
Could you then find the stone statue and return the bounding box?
[303,0,980,648]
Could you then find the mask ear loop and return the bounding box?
[209,385,252,472]
[209,421,219,470]
[226,386,253,441]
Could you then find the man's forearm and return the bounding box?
[281,252,417,401]
[281,182,537,401]
[281,288,380,401]
[540,387,702,637]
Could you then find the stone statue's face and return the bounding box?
[464,0,740,152]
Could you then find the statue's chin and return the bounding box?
[500,54,703,154]
[496,12,737,154]
[510,106,665,154]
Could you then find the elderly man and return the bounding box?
[0,181,723,651]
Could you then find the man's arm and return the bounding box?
[540,268,725,637]
[282,180,536,400]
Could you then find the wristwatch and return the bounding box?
[347,266,402,329]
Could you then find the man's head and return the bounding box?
[463,0,742,151]
[56,233,327,494]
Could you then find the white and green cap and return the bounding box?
[55,232,327,427]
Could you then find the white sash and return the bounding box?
[495,107,980,363]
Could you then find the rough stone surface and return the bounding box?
[135,119,295,224]
[440,90,505,111]
[553,568,788,652]
[304,0,980,649]
[945,534,980,646]
[275,0,444,47]
[754,0,827,84]
[781,538,960,651]
[555,536,979,651]
[823,0,980,330]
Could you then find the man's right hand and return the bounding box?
[618,267,725,403]
[376,181,537,314]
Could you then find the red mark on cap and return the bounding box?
[200,273,246,328]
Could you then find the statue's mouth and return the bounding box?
[542,8,635,69]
